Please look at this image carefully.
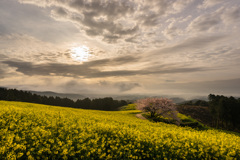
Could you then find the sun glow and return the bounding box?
[71,46,90,62]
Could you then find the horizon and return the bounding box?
[1,86,231,102]
[1,0,240,97]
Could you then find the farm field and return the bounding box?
[0,100,240,159]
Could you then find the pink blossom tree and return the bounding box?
[136,98,180,125]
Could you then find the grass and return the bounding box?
[119,103,137,111]
[142,112,208,130]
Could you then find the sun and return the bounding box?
[71,45,90,62]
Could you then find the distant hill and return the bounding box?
[1,86,204,103]
[169,97,186,104]
[1,87,188,103]
[29,91,86,101]
[111,95,186,103]
[29,91,187,103]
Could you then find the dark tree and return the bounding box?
[0,87,128,111]
[208,94,240,131]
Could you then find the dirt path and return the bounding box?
[136,113,147,120]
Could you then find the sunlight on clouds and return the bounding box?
[71,46,91,62]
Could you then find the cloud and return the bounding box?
[115,82,140,92]
[0,56,22,79]
[0,54,8,60]
[98,80,141,92]
[44,0,139,42]
[84,55,141,67]
[187,9,223,33]
[1,0,239,96]
[179,15,192,23]
[102,34,121,43]
[198,0,225,9]
[61,80,91,93]
[0,68,5,78]
[17,0,196,44]
[2,55,209,78]
[53,79,141,94]
[52,7,68,17]
[0,0,79,43]
[190,5,240,34]
[221,6,240,24]
[172,0,194,12]
[162,21,182,39]
[152,34,228,55]
[165,80,175,83]
[163,78,240,97]
[0,34,77,64]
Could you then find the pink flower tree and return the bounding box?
[136,98,180,125]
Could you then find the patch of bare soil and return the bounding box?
[136,113,147,120]
[177,105,213,127]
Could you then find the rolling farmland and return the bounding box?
[0,101,239,159]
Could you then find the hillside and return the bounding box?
[0,101,240,159]
[177,105,213,127]
[29,91,86,101]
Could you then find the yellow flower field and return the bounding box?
[0,100,239,159]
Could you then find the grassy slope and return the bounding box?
[0,101,240,159]
[177,105,213,127]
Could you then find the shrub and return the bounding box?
[120,104,136,111]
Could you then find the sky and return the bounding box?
[0,0,240,98]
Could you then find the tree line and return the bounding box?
[208,94,240,130]
[0,88,127,111]
[181,100,209,107]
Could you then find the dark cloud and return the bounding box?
[125,35,139,43]
[2,56,209,78]
[65,80,80,88]
[165,80,175,83]
[82,65,205,78]
[12,0,240,47]
[18,0,189,43]
[98,80,140,92]
[52,7,68,17]
[2,60,95,77]
[48,0,139,42]
[84,55,140,67]
[0,54,8,60]
[85,29,101,36]
[0,58,11,78]
[62,80,90,93]
[115,82,140,92]
[98,80,109,86]
[102,34,120,43]
[139,13,160,27]
[69,0,135,18]
[138,0,172,26]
